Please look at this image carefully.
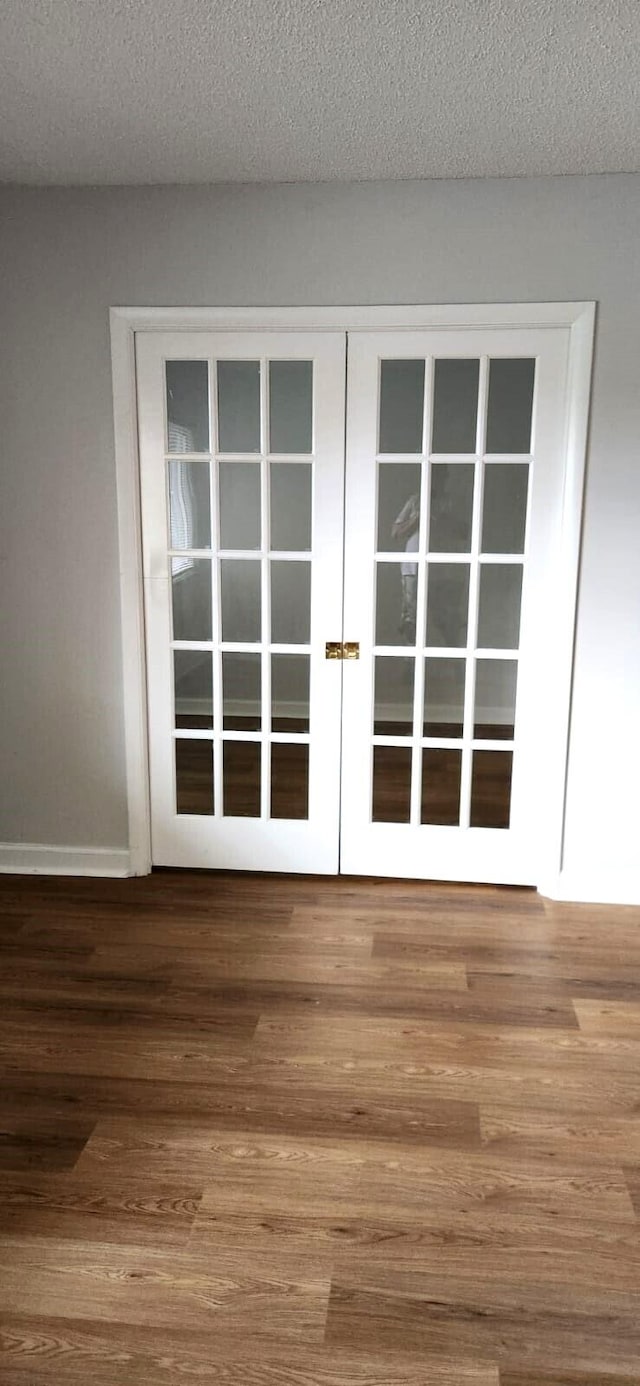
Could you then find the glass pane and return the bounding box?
[269,361,313,454]
[372,746,412,823]
[421,749,462,825]
[482,464,529,554]
[425,563,470,648]
[424,657,465,737]
[175,739,213,815]
[477,564,523,649]
[166,361,209,453]
[220,559,261,642]
[375,563,415,646]
[222,652,261,731]
[377,464,421,554]
[271,654,310,732]
[432,360,479,453]
[171,558,212,642]
[219,463,261,550]
[486,359,535,454]
[169,461,211,549]
[174,651,213,730]
[379,360,425,454]
[271,562,310,644]
[374,657,414,735]
[271,743,309,819]
[223,741,261,817]
[270,464,312,551]
[470,750,513,828]
[429,463,475,553]
[217,361,261,453]
[474,659,518,740]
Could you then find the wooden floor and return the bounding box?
[1,870,640,1384]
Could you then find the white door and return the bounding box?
[136,331,346,872]
[340,327,571,884]
[135,320,576,884]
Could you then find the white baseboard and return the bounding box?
[539,869,640,907]
[0,843,133,878]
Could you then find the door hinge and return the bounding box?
[325,641,360,660]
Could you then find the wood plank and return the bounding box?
[499,1372,638,1385]
[0,1172,201,1245]
[0,869,639,1383]
[0,1238,330,1341]
[573,999,640,1036]
[325,1283,640,1377]
[0,1318,499,1384]
[0,1115,95,1173]
[481,1107,640,1164]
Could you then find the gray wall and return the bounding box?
[1,176,639,885]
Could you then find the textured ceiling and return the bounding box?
[0,0,639,185]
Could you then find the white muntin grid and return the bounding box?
[370,353,535,829]
[166,355,315,820]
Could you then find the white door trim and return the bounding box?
[110,303,595,882]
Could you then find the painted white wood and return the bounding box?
[109,310,152,875]
[541,869,640,907]
[112,304,594,333]
[539,301,596,881]
[111,304,594,888]
[0,844,131,877]
[135,329,346,873]
[340,324,578,885]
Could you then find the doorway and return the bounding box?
[118,305,594,885]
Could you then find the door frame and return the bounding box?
[110,302,595,888]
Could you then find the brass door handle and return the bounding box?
[325,641,360,660]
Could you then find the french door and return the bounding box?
[136,331,346,872]
[136,319,573,883]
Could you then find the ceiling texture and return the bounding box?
[0,0,638,185]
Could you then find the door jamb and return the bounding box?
[109,302,595,882]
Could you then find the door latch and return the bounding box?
[325,641,360,660]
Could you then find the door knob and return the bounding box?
[325,642,360,660]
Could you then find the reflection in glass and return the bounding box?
[223,741,261,817]
[425,564,470,648]
[376,463,421,553]
[424,657,465,737]
[166,360,210,453]
[421,749,462,825]
[372,746,412,823]
[219,463,261,550]
[429,463,474,552]
[474,659,518,739]
[169,461,211,550]
[432,359,479,453]
[271,562,311,644]
[470,750,513,828]
[174,651,213,729]
[271,743,309,819]
[375,563,412,647]
[175,738,214,815]
[217,361,261,453]
[220,559,261,642]
[222,652,261,730]
[374,657,414,735]
[477,564,523,649]
[270,464,312,551]
[486,359,535,454]
[379,360,425,454]
[482,464,529,554]
[171,558,212,641]
[271,654,310,732]
[269,361,313,454]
